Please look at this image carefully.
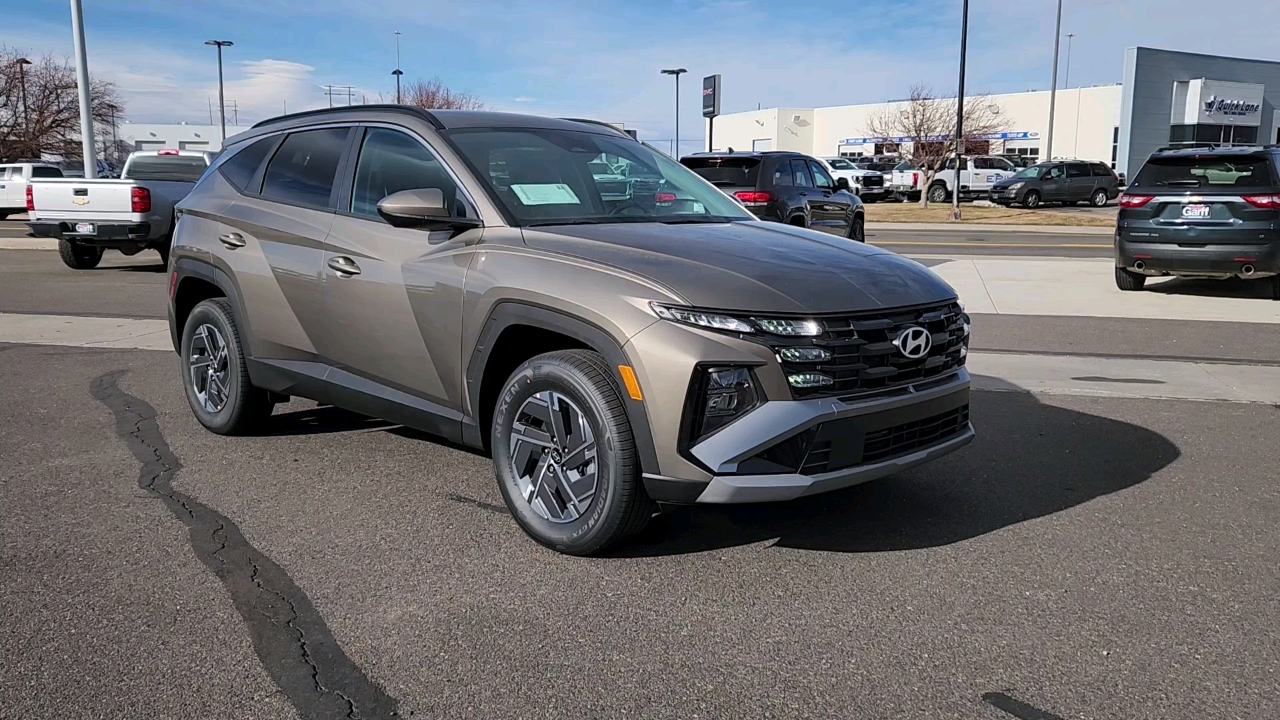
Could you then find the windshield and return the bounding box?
[894,161,916,172]
[827,158,855,170]
[1014,165,1044,179]
[863,162,897,172]
[124,156,209,182]
[445,128,752,226]
[1130,155,1279,189]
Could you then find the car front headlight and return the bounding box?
[651,302,754,333]
[1008,182,1025,191]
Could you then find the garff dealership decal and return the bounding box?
[1203,95,1261,118]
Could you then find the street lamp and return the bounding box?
[15,58,32,153]
[661,68,687,159]
[393,30,403,104]
[951,0,969,221]
[1045,0,1064,161]
[205,40,233,145]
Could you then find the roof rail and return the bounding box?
[250,104,444,131]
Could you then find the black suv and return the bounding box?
[990,160,1121,208]
[681,152,865,241]
[1115,146,1280,299]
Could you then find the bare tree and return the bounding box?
[867,84,1007,208]
[400,77,484,110]
[1,47,123,162]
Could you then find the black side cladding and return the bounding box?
[91,370,399,720]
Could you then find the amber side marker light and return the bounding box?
[618,365,644,401]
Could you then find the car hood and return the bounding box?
[521,221,957,314]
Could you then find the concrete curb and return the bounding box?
[0,238,58,250]
[867,222,1114,236]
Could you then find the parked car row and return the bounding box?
[990,160,1121,208]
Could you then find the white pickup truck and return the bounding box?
[28,150,213,269]
[817,157,890,203]
[891,155,1018,204]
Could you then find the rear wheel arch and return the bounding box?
[465,302,659,474]
[170,258,251,355]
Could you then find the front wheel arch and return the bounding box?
[465,302,659,475]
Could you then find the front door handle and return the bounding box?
[218,232,245,249]
[327,256,361,277]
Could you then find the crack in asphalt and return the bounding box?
[91,370,399,720]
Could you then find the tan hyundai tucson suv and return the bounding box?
[167,106,974,555]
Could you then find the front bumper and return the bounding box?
[648,370,973,504]
[857,186,890,200]
[28,221,154,244]
[1117,234,1280,276]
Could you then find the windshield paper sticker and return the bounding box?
[511,183,581,205]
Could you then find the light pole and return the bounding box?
[1063,33,1076,90]
[15,58,32,154]
[394,30,402,104]
[69,0,97,177]
[1045,0,1063,161]
[951,0,969,220]
[660,68,687,158]
[205,40,233,145]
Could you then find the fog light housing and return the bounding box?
[778,346,831,363]
[787,372,834,388]
[691,367,761,441]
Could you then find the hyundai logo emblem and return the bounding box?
[894,326,932,359]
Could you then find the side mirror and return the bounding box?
[376,188,479,231]
[835,176,851,191]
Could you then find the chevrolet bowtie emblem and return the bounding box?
[73,197,89,205]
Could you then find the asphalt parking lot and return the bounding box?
[3,231,1280,719]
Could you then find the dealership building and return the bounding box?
[706,47,1280,177]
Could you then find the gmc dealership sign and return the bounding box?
[702,75,720,118]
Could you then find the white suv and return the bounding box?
[819,157,890,203]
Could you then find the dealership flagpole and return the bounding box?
[950,0,969,221]
[1045,0,1064,161]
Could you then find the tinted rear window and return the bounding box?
[1130,155,1278,190]
[218,137,277,192]
[125,156,209,182]
[31,166,63,178]
[679,157,761,187]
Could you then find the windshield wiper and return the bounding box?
[656,217,734,224]
[523,219,614,227]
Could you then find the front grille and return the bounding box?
[768,302,968,400]
[795,404,970,476]
[861,174,884,188]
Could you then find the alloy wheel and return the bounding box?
[188,323,231,413]
[509,390,599,523]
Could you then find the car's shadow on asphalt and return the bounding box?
[614,378,1180,557]
[263,404,395,436]
[1144,275,1274,300]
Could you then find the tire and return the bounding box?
[847,215,865,242]
[491,349,656,555]
[180,298,274,435]
[0,212,9,221]
[1115,266,1146,291]
[789,215,808,228]
[155,238,171,268]
[57,239,103,269]
[927,184,949,204]
[1022,190,1041,209]
[1269,274,1280,301]
[1090,189,1109,207]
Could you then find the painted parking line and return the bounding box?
[4,313,1279,404]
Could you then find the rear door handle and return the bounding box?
[327,256,361,277]
[218,232,245,249]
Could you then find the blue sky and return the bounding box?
[6,0,1279,153]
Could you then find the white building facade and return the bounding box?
[115,123,247,153]
[706,47,1280,178]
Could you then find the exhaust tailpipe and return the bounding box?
[1241,264,1256,276]
[1133,260,1145,271]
